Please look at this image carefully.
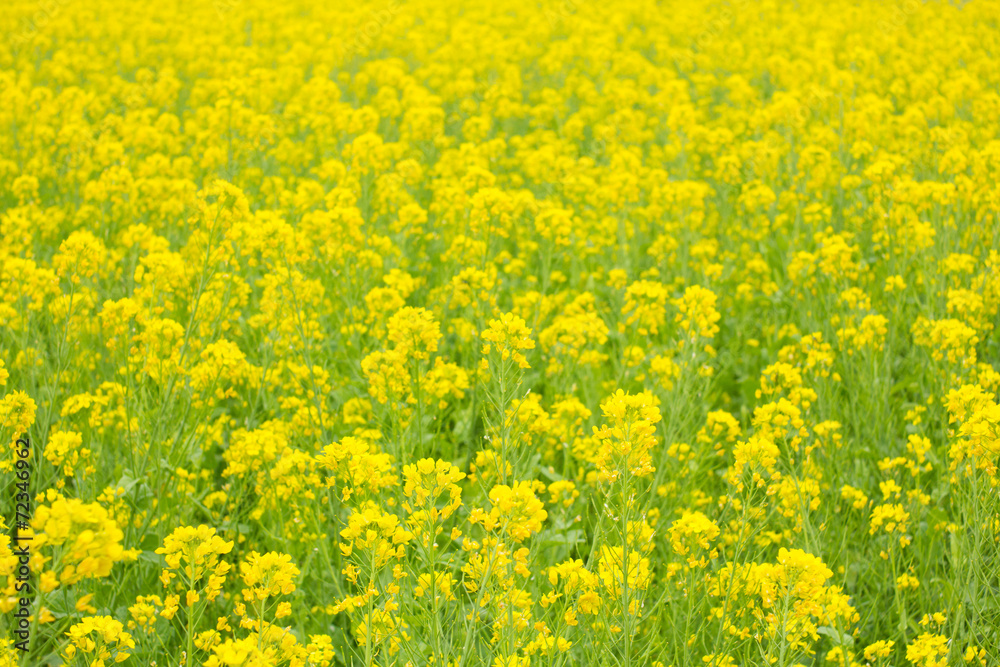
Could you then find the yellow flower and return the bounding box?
[32,496,127,587]
[621,280,669,336]
[155,525,233,601]
[869,504,910,536]
[471,482,548,542]
[240,551,300,601]
[339,506,413,570]
[864,640,895,661]
[673,284,722,340]
[386,306,442,361]
[63,616,135,665]
[906,633,949,667]
[481,312,536,369]
[44,430,93,478]
[128,595,164,631]
[597,545,651,599]
[668,511,720,565]
[592,390,661,482]
[731,435,780,489]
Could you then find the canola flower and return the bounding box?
[62,616,135,666]
[2,0,1000,665]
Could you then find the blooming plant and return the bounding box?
[1,0,999,666]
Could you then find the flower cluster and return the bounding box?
[3,0,999,664]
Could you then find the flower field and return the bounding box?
[1,0,999,665]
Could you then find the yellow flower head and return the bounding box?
[240,551,300,601]
[482,312,536,369]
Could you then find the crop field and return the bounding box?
[1,0,999,665]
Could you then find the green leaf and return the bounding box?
[817,625,853,647]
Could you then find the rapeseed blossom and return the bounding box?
[2,0,999,664]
